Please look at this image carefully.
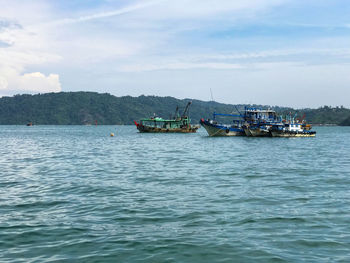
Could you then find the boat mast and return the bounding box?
[174,106,179,119]
[182,101,192,117]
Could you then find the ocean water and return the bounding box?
[1,125,350,262]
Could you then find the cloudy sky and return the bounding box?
[1,0,350,108]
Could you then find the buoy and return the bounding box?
[110,133,114,137]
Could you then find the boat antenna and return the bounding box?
[210,88,214,102]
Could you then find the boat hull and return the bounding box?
[137,125,199,133]
[243,126,271,137]
[200,120,244,137]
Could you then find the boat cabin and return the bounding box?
[245,108,277,123]
[140,117,189,129]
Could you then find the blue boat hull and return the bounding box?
[200,119,245,137]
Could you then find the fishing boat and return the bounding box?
[200,107,277,137]
[200,107,316,137]
[134,102,199,133]
[200,115,244,136]
[242,108,280,137]
[270,117,316,137]
[242,123,273,137]
[270,123,316,137]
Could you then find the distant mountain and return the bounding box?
[0,92,349,125]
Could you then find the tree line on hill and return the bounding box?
[0,92,349,125]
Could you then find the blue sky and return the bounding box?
[1,0,350,108]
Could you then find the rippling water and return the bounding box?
[1,125,350,262]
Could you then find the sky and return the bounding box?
[0,0,350,108]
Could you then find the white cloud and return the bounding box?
[0,0,52,25]
[0,1,62,96]
[17,72,61,93]
[0,38,62,95]
[0,75,8,90]
[0,70,61,94]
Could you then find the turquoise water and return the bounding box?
[1,125,350,262]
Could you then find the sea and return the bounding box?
[1,125,349,262]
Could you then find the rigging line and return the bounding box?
[209,125,229,137]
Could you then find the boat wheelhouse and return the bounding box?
[242,108,280,137]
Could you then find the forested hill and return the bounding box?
[340,115,350,126]
[0,92,350,125]
[0,92,243,125]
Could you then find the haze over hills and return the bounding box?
[0,92,349,125]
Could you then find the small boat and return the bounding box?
[26,122,33,126]
[270,121,316,137]
[134,102,200,133]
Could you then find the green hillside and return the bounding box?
[279,106,350,126]
[0,92,349,125]
[340,115,350,126]
[0,92,241,125]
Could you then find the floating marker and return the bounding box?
[110,133,114,137]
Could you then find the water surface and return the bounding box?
[1,126,350,262]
